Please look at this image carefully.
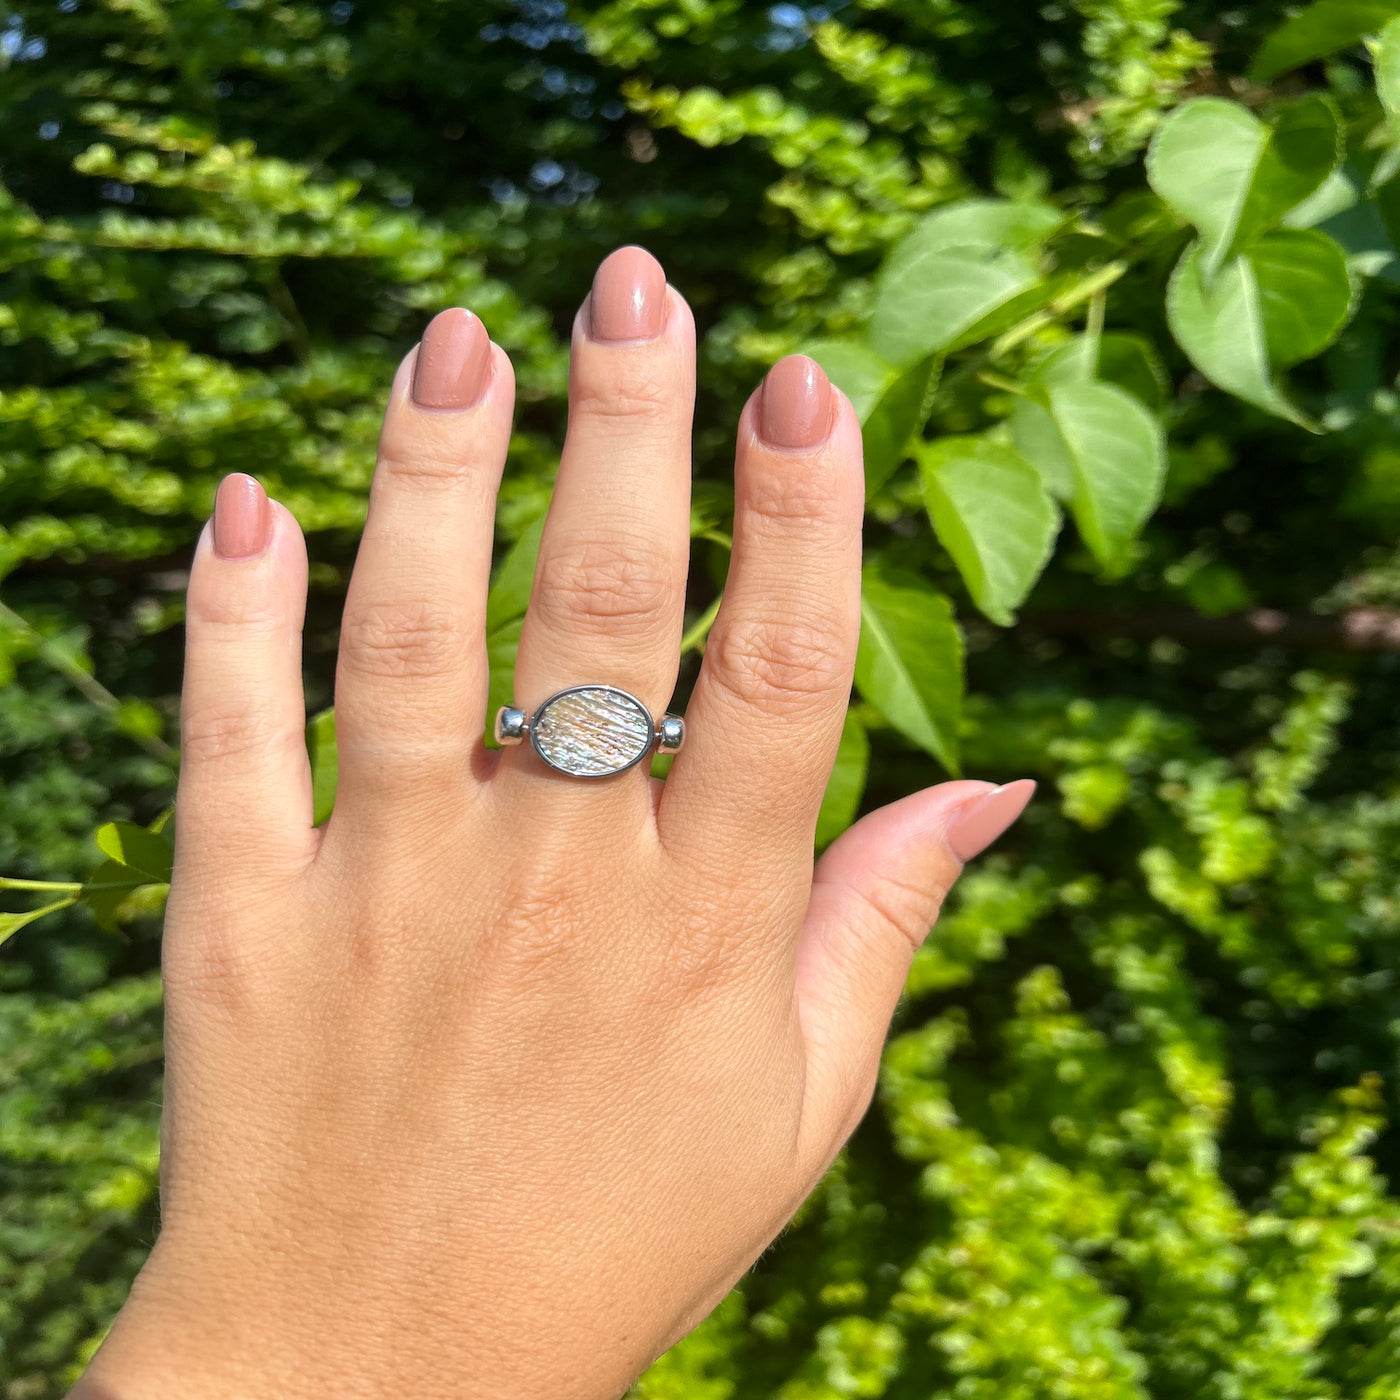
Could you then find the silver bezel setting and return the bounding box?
[528,683,657,779]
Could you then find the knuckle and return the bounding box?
[572,365,674,427]
[707,616,851,714]
[533,533,678,634]
[742,469,852,532]
[188,593,286,634]
[181,702,294,767]
[339,598,467,680]
[376,446,486,491]
[851,866,947,957]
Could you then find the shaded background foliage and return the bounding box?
[4,0,1400,1396]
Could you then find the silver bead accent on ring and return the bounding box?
[494,685,685,778]
[494,706,529,745]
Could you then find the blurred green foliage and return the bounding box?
[5,0,1400,1396]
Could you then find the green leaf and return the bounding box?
[917,436,1060,626]
[1166,240,1310,428]
[1251,0,1400,82]
[1372,16,1400,114]
[80,860,163,934]
[1011,383,1166,575]
[94,821,173,883]
[802,339,893,418]
[1250,228,1356,367]
[870,244,1041,366]
[804,342,941,497]
[815,706,870,848]
[0,898,76,948]
[115,698,165,742]
[862,357,941,498]
[1284,167,1361,229]
[306,707,338,825]
[1147,97,1341,279]
[485,510,546,633]
[1030,333,1170,410]
[880,198,1066,277]
[1288,161,1400,281]
[855,567,963,775]
[485,615,524,747]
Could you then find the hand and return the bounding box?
[73,246,1034,1400]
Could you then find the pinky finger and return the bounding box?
[173,474,314,891]
[791,779,1035,1176]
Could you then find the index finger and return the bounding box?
[657,355,864,869]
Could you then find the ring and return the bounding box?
[494,684,685,778]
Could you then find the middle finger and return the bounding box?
[500,246,696,805]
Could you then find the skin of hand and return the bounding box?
[70,247,1034,1400]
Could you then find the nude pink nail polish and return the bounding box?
[759,355,834,449]
[212,473,271,560]
[412,307,492,408]
[588,246,667,342]
[945,779,1036,863]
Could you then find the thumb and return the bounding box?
[792,777,1036,1174]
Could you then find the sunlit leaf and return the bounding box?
[805,341,940,497]
[486,510,547,633]
[0,898,75,948]
[485,615,524,748]
[1251,0,1400,82]
[815,706,870,848]
[870,245,1041,366]
[855,567,962,775]
[1011,383,1166,575]
[306,707,338,826]
[1147,96,1341,279]
[94,822,173,883]
[918,436,1059,626]
[1166,241,1308,427]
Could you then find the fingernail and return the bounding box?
[411,307,492,408]
[759,355,833,449]
[212,473,271,560]
[588,245,666,342]
[945,779,1036,863]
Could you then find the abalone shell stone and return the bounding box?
[531,687,653,776]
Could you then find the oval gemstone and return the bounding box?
[531,686,653,777]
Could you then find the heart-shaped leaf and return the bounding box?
[1148,96,1341,280]
[1011,383,1166,576]
[855,566,963,775]
[1250,228,1357,367]
[1166,233,1354,426]
[918,436,1060,626]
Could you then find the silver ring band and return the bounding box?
[495,684,685,778]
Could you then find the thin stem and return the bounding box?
[681,593,724,654]
[0,598,180,768]
[977,371,1025,396]
[991,260,1129,359]
[0,876,84,892]
[1086,287,1108,344]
